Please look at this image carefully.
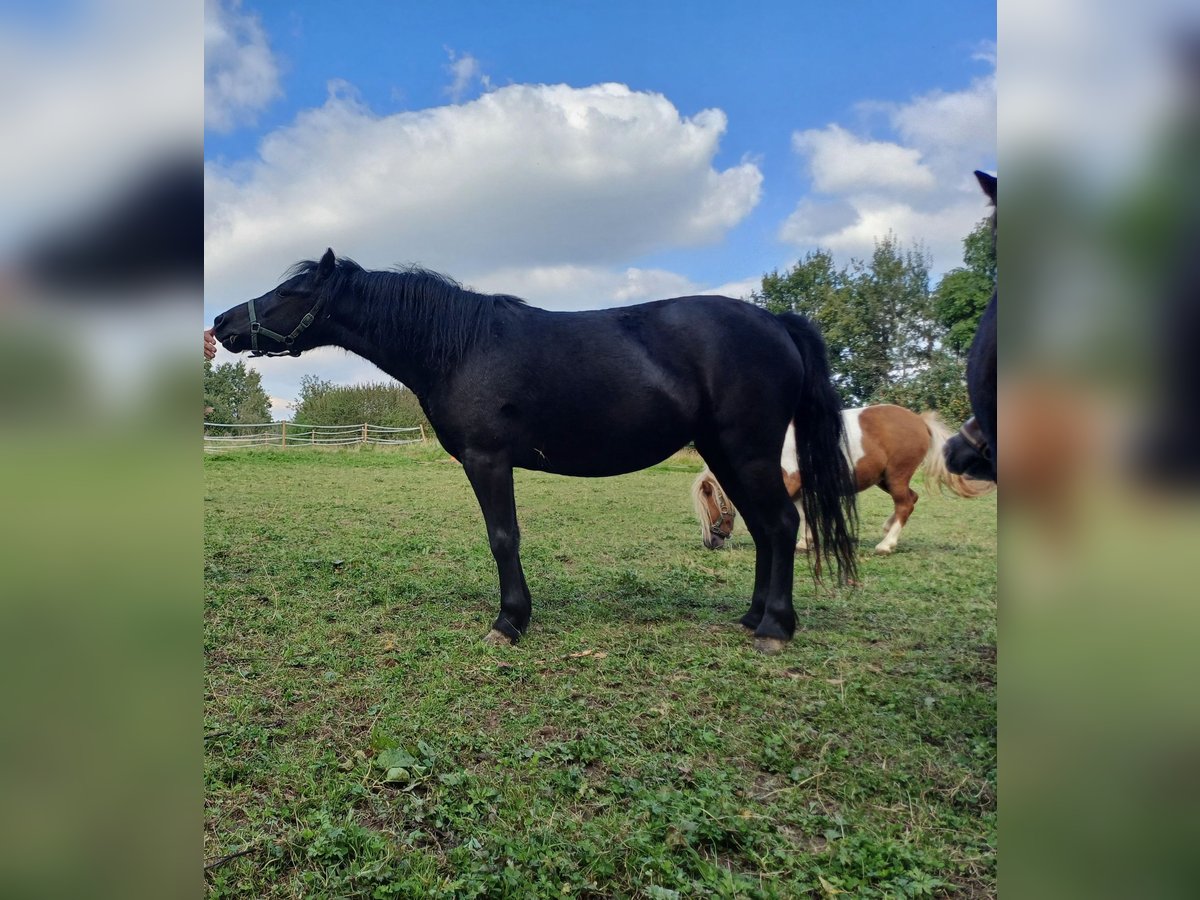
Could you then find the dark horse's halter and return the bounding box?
[709,481,735,540]
[959,416,992,460]
[248,292,326,357]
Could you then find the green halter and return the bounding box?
[248,292,327,357]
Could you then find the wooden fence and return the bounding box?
[203,422,426,452]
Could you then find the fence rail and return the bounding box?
[204,422,426,452]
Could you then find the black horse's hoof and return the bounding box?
[483,628,516,646]
[738,612,762,632]
[754,637,788,655]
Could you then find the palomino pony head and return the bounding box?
[212,248,343,357]
[691,469,736,549]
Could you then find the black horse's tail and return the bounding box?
[776,312,858,583]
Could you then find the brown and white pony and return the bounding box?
[691,404,993,554]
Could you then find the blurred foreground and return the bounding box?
[1002,2,1200,896]
[0,2,200,898]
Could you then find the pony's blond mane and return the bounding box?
[921,411,996,498]
[690,468,737,541]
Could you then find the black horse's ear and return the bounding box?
[316,248,336,281]
[974,170,997,205]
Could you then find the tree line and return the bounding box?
[204,219,994,429]
[290,375,432,431]
[750,220,993,425]
[203,365,431,432]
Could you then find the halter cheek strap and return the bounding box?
[959,417,992,459]
[710,484,735,539]
[248,293,325,357]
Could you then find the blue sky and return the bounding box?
[204,0,995,417]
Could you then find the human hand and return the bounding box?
[204,327,217,360]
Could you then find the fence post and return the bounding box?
[419,424,426,442]
[362,423,368,445]
[282,421,287,448]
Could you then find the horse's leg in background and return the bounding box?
[793,500,810,551]
[461,452,532,644]
[880,511,897,538]
[875,477,917,554]
[783,468,810,552]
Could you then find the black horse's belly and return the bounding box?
[499,386,694,476]
[437,314,705,475]
[523,429,690,477]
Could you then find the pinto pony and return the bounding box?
[692,404,992,554]
[213,251,857,655]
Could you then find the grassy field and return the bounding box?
[204,445,996,898]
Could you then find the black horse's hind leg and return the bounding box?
[739,501,796,657]
[461,453,532,644]
[697,444,769,630]
[701,448,800,653]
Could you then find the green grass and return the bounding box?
[205,445,995,898]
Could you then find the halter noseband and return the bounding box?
[248,292,327,357]
[959,416,992,460]
[709,483,735,540]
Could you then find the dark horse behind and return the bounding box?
[944,170,998,483]
[213,252,857,654]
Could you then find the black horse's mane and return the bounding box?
[286,256,526,370]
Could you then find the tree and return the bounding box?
[873,350,972,425]
[932,217,996,355]
[291,378,432,432]
[203,360,272,425]
[755,249,844,319]
[297,373,334,410]
[838,234,936,404]
[753,250,855,400]
[751,235,936,407]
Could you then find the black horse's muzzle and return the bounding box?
[212,292,326,358]
[944,418,996,483]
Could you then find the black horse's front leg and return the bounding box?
[462,453,531,645]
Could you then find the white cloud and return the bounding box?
[972,40,997,66]
[205,81,762,307]
[792,125,935,195]
[444,48,491,101]
[889,74,996,178]
[467,263,703,310]
[205,0,281,132]
[782,198,992,264]
[701,276,761,301]
[782,66,996,273]
[269,396,294,419]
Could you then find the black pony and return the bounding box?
[213,252,857,653]
[944,171,998,482]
